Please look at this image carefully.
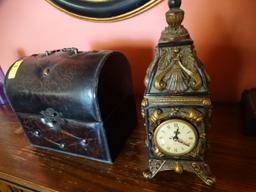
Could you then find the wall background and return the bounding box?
[0,0,256,102]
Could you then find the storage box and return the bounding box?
[4,48,137,163]
[241,88,256,135]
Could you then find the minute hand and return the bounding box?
[176,138,190,147]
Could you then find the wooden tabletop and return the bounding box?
[0,103,255,192]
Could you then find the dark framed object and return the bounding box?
[241,89,256,135]
[46,0,162,22]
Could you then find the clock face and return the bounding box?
[154,119,198,156]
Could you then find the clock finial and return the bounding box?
[168,0,182,9]
[160,0,189,42]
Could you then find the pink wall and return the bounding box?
[0,0,256,102]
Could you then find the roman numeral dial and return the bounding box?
[154,119,198,156]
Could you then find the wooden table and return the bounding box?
[0,103,255,192]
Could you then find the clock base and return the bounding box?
[143,160,216,186]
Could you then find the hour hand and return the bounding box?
[173,128,180,139]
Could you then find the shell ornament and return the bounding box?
[154,48,202,93]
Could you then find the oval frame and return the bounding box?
[46,0,162,22]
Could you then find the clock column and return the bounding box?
[141,0,215,185]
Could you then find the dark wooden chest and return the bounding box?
[4,48,137,163]
[241,88,256,135]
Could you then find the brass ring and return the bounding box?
[45,0,162,22]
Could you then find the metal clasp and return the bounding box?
[40,108,64,131]
[61,47,78,54]
[45,47,79,56]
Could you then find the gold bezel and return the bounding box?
[45,0,162,22]
[153,119,198,156]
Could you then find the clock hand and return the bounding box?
[173,128,180,140]
[176,138,190,147]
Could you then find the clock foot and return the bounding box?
[143,160,166,179]
[144,160,215,185]
[192,162,216,186]
[143,170,154,179]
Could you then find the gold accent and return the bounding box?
[143,160,166,179]
[144,49,162,87]
[141,98,149,118]
[45,0,162,22]
[175,162,183,174]
[166,9,184,27]
[192,162,216,186]
[200,133,206,139]
[160,25,190,43]
[145,96,211,106]
[149,109,162,125]
[148,108,205,128]
[150,4,205,93]
[160,7,190,42]
[154,47,202,92]
[178,58,202,90]
[153,146,164,157]
[144,160,216,186]
[203,99,211,106]
[141,98,149,108]
[154,48,189,91]
[143,170,153,179]
[8,60,23,79]
[187,109,203,124]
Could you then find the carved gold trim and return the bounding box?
[192,162,216,185]
[141,98,149,118]
[145,96,211,106]
[154,48,203,92]
[144,160,216,185]
[174,161,183,174]
[152,146,164,157]
[149,109,162,125]
[149,108,205,128]
[45,0,162,22]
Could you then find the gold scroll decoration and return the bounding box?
[154,47,202,93]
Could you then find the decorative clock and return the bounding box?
[46,0,162,22]
[141,0,216,185]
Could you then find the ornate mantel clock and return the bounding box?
[141,0,215,185]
